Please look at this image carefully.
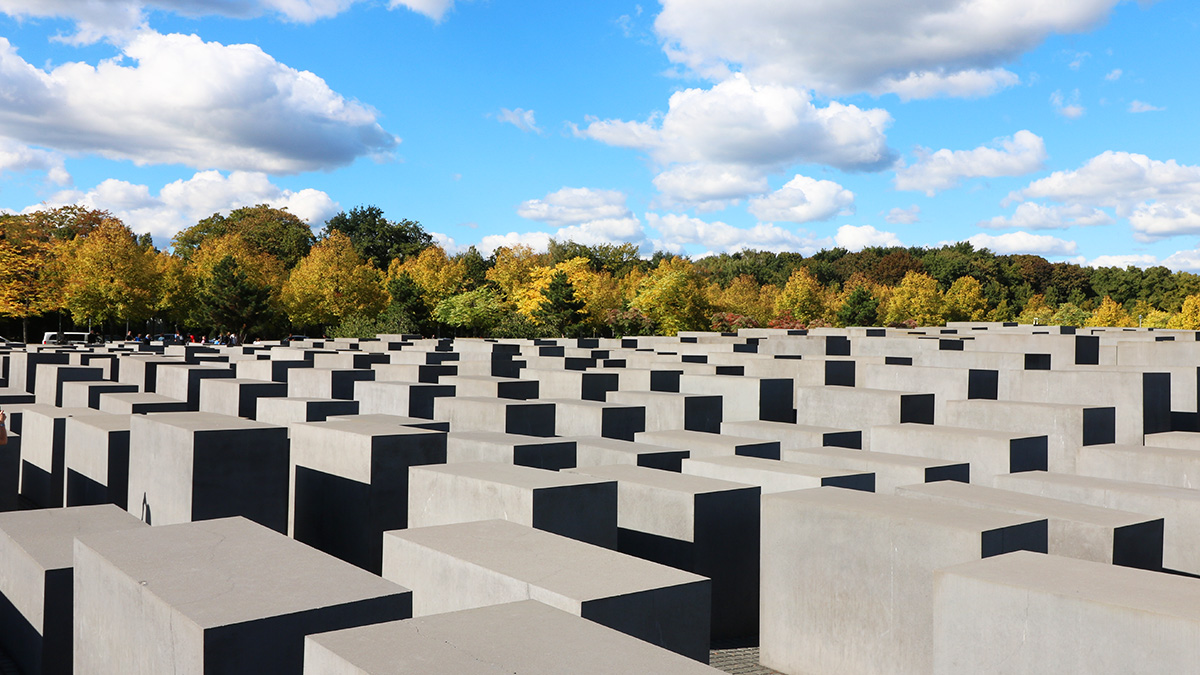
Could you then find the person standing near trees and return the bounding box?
[0,409,7,446]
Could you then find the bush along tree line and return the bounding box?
[5,203,1200,342]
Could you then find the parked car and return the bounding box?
[42,331,95,345]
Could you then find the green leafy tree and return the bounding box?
[456,246,490,290]
[630,257,711,335]
[1051,302,1090,326]
[534,271,586,337]
[434,287,507,336]
[385,272,432,336]
[173,205,315,268]
[835,285,879,327]
[323,205,432,269]
[199,255,278,337]
[775,268,830,325]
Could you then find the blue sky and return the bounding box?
[1,0,1199,270]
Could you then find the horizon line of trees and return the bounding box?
[4,203,1200,344]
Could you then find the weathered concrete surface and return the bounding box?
[934,551,1200,674]
[64,413,133,510]
[382,519,711,662]
[73,517,411,675]
[304,600,724,674]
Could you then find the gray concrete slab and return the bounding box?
[544,398,645,441]
[254,397,359,428]
[73,516,411,675]
[934,551,1200,674]
[33,364,104,407]
[760,487,1046,675]
[566,464,760,641]
[288,368,376,401]
[408,462,617,548]
[434,396,556,437]
[304,600,724,674]
[1076,442,1200,489]
[569,435,690,472]
[382,519,711,662]
[607,390,722,433]
[781,446,969,494]
[322,413,449,432]
[897,481,1163,570]
[0,505,144,675]
[59,381,138,410]
[720,419,862,449]
[636,429,781,460]
[352,380,455,419]
[445,431,576,470]
[941,399,1115,473]
[127,412,290,533]
[870,423,1048,485]
[18,405,94,509]
[289,419,447,573]
[64,413,133,510]
[199,377,289,419]
[154,362,235,409]
[682,455,874,493]
[96,391,190,414]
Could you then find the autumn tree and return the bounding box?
[1168,294,1200,330]
[711,274,778,326]
[1085,296,1134,327]
[630,256,711,335]
[282,231,388,328]
[882,271,945,327]
[1015,293,1055,325]
[0,214,62,341]
[391,245,467,311]
[775,268,831,326]
[943,276,988,322]
[59,219,161,328]
[173,204,315,268]
[434,287,507,335]
[323,205,432,269]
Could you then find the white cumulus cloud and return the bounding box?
[30,170,338,241]
[1009,151,1200,242]
[646,212,827,255]
[517,187,632,227]
[966,231,1078,256]
[0,139,70,185]
[1051,89,1086,119]
[885,205,920,224]
[653,0,1127,98]
[747,175,854,223]
[388,0,456,22]
[1129,100,1164,113]
[651,163,768,209]
[980,201,1113,230]
[895,130,1047,196]
[834,224,901,251]
[0,32,396,173]
[1087,254,1158,269]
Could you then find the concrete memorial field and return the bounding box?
[1,322,1199,673]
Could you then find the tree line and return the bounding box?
[3,203,1200,343]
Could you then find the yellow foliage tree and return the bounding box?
[630,256,711,335]
[191,233,287,292]
[391,245,466,307]
[511,257,622,331]
[944,276,988,322]
[1168,294,1200,329]
[881,271,945,326]
[712,274,778,325]
[1085,296,1134,327]
[59,219,161,327]
[1015,293,1055,325]
[774,268,832,325]
[0,215,63,341]
[282,231,388,327]
[485,244,545,300]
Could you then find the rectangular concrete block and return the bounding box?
[636,429,780,460]
[96,391,190,414]
[155,362,235,409]
[897,480,1163,570]
[254,397,359,428]
[59,381,139,410]
[566,464,760,641]
[522,368,619,401]
[323,413,449,432]
[941,399,1115,473]
[303,600,722,674]
[382,519,711,662]
[682,454,874,493]
[760,487,1047,675]
[0,505,145,675]
[570,436,690,472]
[434,396,556,437]
[933,551,1200,674]
[127,412,290,533]
[289,419,447,573]
[545,398,645,441]
[446,431,576,471]
[1076,442,1200,489]
[73,517,412,675]
[199,377,289,419]
[677,374,794,423]
[352,380,455,419]
[234,357,314,383]
[721,419,862,449]
[870,424,1048,484]
[34,365,105,407]
[18,405,94,509]
[64,413,133,510]
[607,390,722,433]
[443,374,539,400]
[0,430,17,512]
[794,386,934,443]
[289,368,376,400]
[994,471,1200,574]
[782,445,969,494]
[408,462,617,548]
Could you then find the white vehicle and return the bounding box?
[42,331,93,345]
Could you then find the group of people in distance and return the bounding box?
[122,331,240,346]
